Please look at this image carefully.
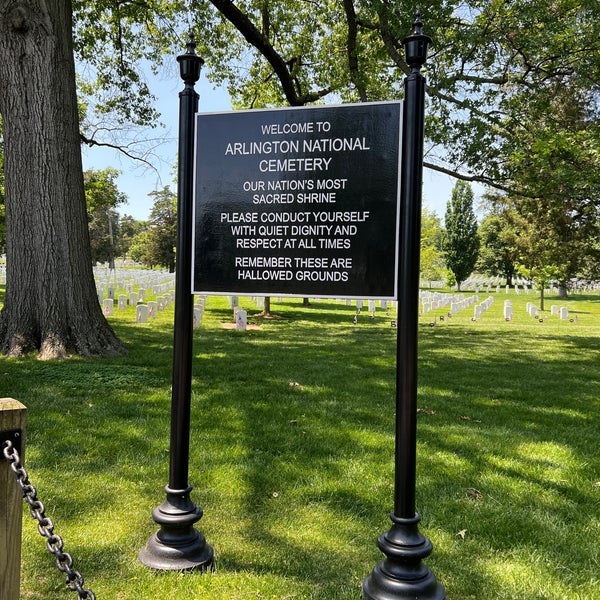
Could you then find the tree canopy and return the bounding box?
[476,205,519,287]
[84,168,127,266]
[67,1,599,195]
[443,181,480,290]
[129,186,177,272]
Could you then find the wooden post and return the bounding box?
[1,398,27,600]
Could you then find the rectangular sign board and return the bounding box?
[192,101,402,298]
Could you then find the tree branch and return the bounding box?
[343,0,368,101]
[80,133,156,171]
[424,160,511,193]
[208,0,332,105]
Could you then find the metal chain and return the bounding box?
[2,440,96,600]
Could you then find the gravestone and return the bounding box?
[118,295,127,310]
[560,307,568,320]
[193,308,203,329]
[236,309,247,330]
[103,298,114,316]
[148,301,158,318]
[136,305,149,323]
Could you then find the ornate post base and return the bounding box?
[362,514,445,599]
[139,486,214,571]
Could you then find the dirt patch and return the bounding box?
[221,322,262,330]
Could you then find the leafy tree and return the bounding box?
[84,168,127,267]
[117,214,145,261]
[131,187,177,272]
[129,230,152,267]
[443,181,479,291]
[501,88,600,296]
[476,204,519,286]
[420,208,445,286]
[194,1,599,191]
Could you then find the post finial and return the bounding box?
[402,11,432,71]
[177,31,204,86]
[186,31,197,55]
[412,11,424,35]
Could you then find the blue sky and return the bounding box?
[81,69,482,224]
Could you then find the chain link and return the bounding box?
[2,440,96,600]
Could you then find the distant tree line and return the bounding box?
[83,168,176,272]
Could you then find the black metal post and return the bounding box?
[139,34,214,571]
[362,14,444,599]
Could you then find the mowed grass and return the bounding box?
[1,284,599,599]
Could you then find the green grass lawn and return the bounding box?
[1,286,599,599]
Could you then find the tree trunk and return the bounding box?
[0,0,126,358]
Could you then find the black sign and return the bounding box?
[192,102,402,298]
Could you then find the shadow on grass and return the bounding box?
[4,295,599,598]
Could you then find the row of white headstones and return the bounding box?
[421,290,575,323]
[88,267,589,330]
[424,276,600,296]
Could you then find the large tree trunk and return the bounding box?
[0,0,126,358]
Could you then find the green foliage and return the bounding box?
[129,186,177,271]
[476,203,520,285]
[66,1,598,273]
[67,1,599,192]
[118,214,146,260]
[420,207,446,284]
[501,88,600,288]
[443,181,480,289]
[2,289,599,599]
[84,168,128,266]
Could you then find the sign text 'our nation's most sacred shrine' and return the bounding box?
[192,102,402,298]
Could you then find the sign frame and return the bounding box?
[191,101,402,300]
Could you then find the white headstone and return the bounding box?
[236,309,247,330]
[118,295,127,310]
[560,307,568,320]
[103,298,114,316]
[136,305,149,323]
[193,308,203,329]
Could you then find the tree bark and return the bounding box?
[0,0,126,358]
